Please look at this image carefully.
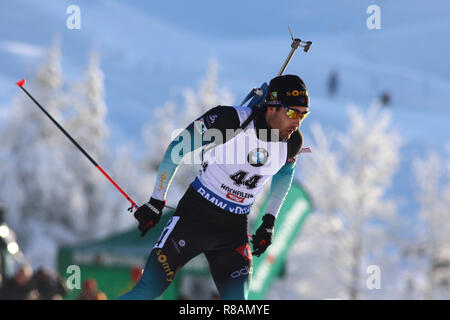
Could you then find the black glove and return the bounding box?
[251,214,276,257]
[134,197,165,237]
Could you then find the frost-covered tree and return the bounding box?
[105,143,152,234]
[183,58,233,118]
[413,148,450,299]
[66,52,107,156]
[142,100,177,172]
[268,103,403,299]
[0,40,86,268]
[0,43,122,269]
[64,51,110,239]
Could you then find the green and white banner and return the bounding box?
[248,182,313,300]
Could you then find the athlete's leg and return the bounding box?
[205,242,253,300]
[119,215,201,300]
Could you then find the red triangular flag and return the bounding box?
[16,79,26,87]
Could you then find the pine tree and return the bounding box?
[413,149,450,299]
[64,51,109,239]
[0,40,86,268]
[106,143,150,234]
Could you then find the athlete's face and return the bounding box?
[265,106,309,140]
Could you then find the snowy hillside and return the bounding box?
[2,1,450,139]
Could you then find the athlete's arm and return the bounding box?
[150,106,240,201]
[252,131,302,255]
[266,130,303,218]
[135,117,210,237]
[266,161,296,218]
[252,163,296,255]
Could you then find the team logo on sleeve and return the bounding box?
[157,171,168,192]
[208,114,218,124]
[247,148,269,167]
[204,113,218,127]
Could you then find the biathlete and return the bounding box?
[119,74,310,300]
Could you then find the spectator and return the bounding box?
[31,267,67,300]
[327,69,339,97]
[380,90,392,106]
[77,278,107,300]
[0,265,38,300]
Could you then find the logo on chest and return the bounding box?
[247,148,269,167]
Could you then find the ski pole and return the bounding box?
[16,79,176,213]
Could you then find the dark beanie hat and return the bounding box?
[266,74,309,107]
